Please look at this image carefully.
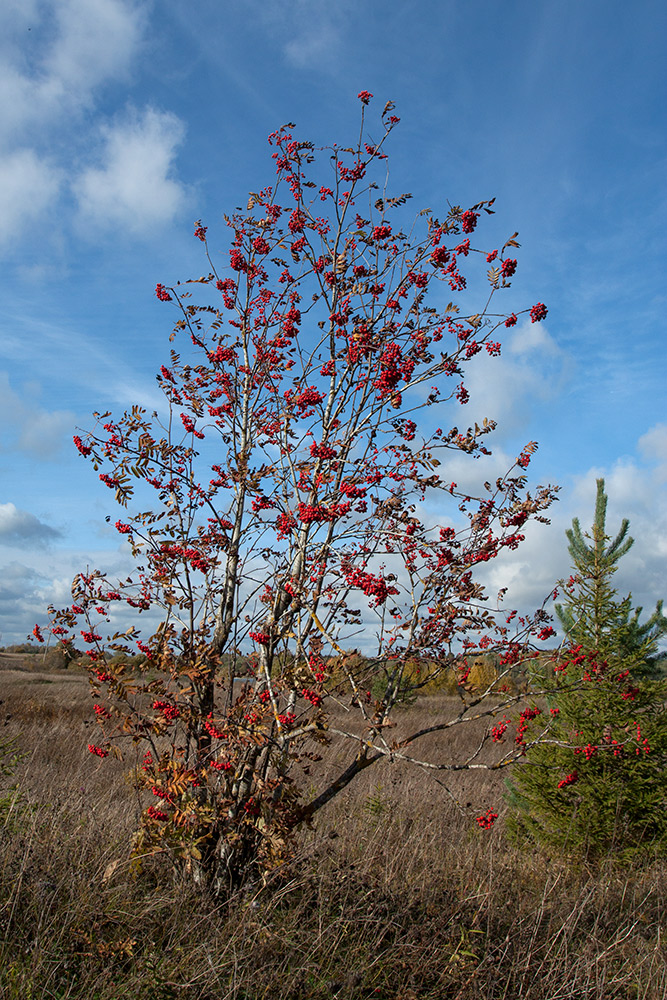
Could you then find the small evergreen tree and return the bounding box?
[554,480,664,664]
[506,479,667,857]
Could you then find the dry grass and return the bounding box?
[1,667,666,999]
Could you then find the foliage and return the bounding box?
[506,479,667,857]
[1,643,43,654]
[43,94,557,893]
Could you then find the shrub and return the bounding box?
[43,94,557,894]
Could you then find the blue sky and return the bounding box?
[1,0,665,647]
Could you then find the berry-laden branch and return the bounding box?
[44,93,558,895]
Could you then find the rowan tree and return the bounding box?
[506,479,667,856]
[43,93,557,894]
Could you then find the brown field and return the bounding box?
[1,664,666,999]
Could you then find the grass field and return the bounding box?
[1,661,666,999]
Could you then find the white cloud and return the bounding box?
[0,66,38,145]
[0,149,62,250]
[0,0,39,23]
[0,371,74,459]
[0,503,61,547]
[476,514,564,613]
[0,559,81,646]
[74,107,188,234]
[0,1,159,248]
[0,0,146,144]
[251,0,348,70]
[463,321,567,436]
[508,322,560,358]
[0,544,162,648]
[43,0,145,95]
[471,443,667,646]
[566,463,667,645]
[638,423,667,481]
[0,561,44,646]
[283,20,341,69]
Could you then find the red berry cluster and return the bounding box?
[204,716,226,740]
[460,210,479,233]
[302,688,323,708]
[147,806,169,820]
[345,567,399,607]
[153,700,180,722]
[73,435,92,456]
[515,706,542,751]
[491,718,510,743]
[476,808,498,829]
[209,759,233,772]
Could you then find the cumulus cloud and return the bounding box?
[0,503,61,547]
[638,423,667,481]
[0,1,170,248]
[283,19,342,69]
[474,514,564,614]
[400,419,667,651]
[74,107,188,234]
[250,0,349,70]
[42,0,145,96]
[507,321,560,359]
[0,561,43,645]
[0,371,74,459]
[570,461,667,608]
[0,149,62,250]
[0,0,146,145]
[0,561,40,604]
[463,320,567,436]
[471,441,667,647]
[0,544,163,647]
[0,559,77,646]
